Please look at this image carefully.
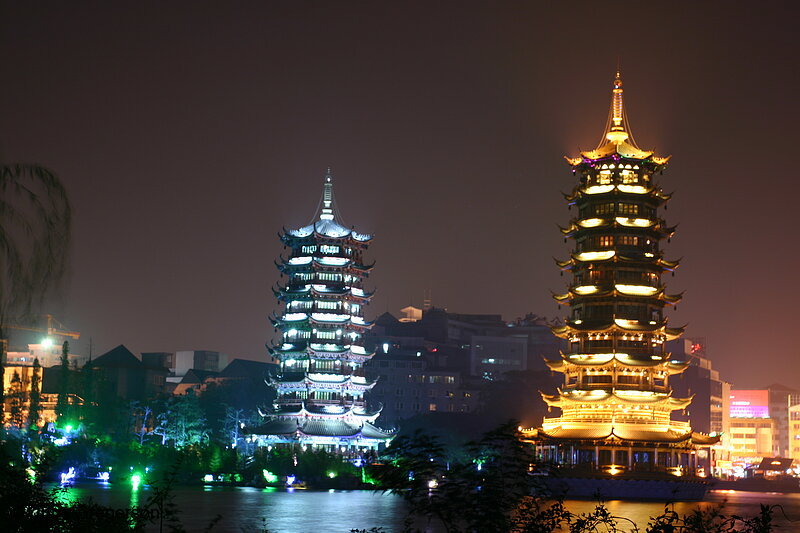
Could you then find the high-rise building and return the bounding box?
[729,390,774,463]
[252,171,391,451]
[668,338,730,440]
[526,72,717,480]
[765,383,798,457]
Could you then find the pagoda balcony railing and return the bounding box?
[571,280,661,290]
[544,416,691,430]
[279,398,305,405]
[287,304,363,315]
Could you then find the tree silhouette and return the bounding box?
[26,358,42,430]
[0,164,71,423]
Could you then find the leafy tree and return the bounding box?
[27,358,42,429]
[372,421,564,533]
[154,392,208,448]
[0,164,71,422]
[8,370,24,428]
[56,340,71,424]
[130,401,155,445]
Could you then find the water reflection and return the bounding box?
[51,482,800,533]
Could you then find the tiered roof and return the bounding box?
[255,170,392,448]
[530,71,717,448]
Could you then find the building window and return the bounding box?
[595,203,614,216]
[599,236,614,247]
[320,245,339,254]
[429,403,437,412]
[301,245,317,254]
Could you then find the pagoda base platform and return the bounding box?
[539,471,711,501]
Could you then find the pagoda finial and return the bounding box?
[321,168,334,220]
[605,68,629,144]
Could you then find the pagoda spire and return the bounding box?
[320,167,334,220]
[604,69,630,145]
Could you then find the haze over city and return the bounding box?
[1,1,797,388]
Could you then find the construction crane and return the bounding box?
[1,314,80,341]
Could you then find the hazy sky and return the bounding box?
[1,2,797,388]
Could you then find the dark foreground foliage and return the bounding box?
[365,421,791,533]
[1,424,795,533]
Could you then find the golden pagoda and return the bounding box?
[525,72,717,491]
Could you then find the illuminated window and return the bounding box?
[597,171,612,184]
[429,403,437,411]
[617,375,640,385]
[620,170,637,184]
[599,236,614,247]
[301,245,317,254]
[595,203,614,216]
[618,203,639,216]
[618,235,638,246]
[320,245,339,254]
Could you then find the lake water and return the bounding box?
[55,483,800,532]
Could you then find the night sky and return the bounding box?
[1,2,797,388]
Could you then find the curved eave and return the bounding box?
[566,143,671,167]
[277,375,377,389]
[556,257,575,270]
[665,361,690,374]
[691,432,721,446]
[566,220,673,237]
[563,185,671,203]
[559,320,670,334]
[545,359,566,371]
[579,142,655,161]
[560,390,678,406]
[559,287,670,301]
[311,229,373,243]
[657,258,681,271]
[562,354,673,368]
[308,346,377,359]
[541,391,562,406]
[665,327,685,340]
[563,254,678,271]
